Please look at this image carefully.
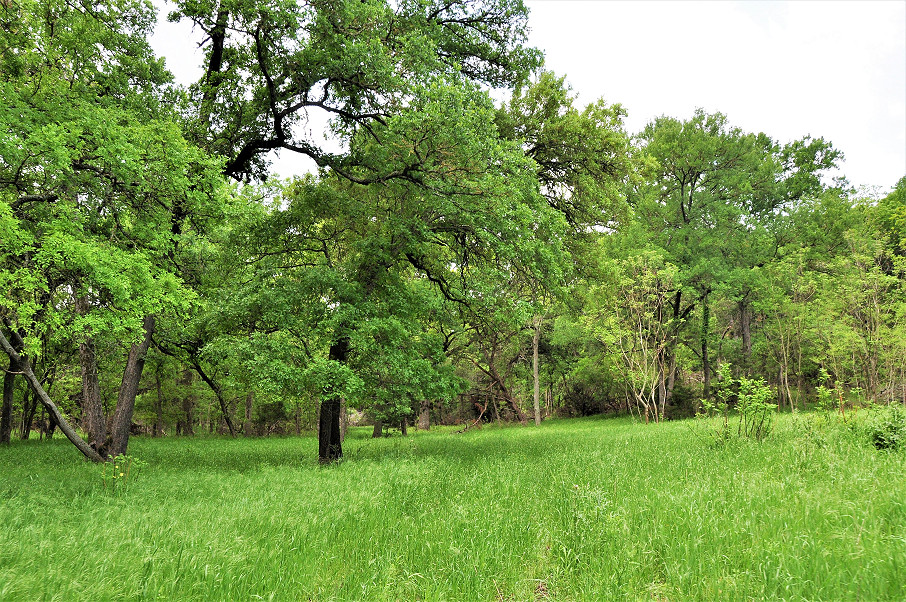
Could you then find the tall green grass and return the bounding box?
[1,414,904,600]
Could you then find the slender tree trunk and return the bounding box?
[153,372,165,437]
[340,400,349,443]
[244,391,254,435]
[400,417,408,436]
[0,329,103,462]
[20,389,37,440]
[179,369,195,436]
[701,293,711,402]
[739,300,752,374]
[189,360,236,436]
[1,353,19,443]
[108,316,155,457]
[532,315,542,426]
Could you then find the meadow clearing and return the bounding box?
[1,413,904,601]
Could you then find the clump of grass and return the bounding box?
[0,414,904,600]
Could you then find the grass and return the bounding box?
[1,413,904,601]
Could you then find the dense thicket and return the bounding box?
[2,0,904,462]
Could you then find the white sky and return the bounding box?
[524,0,906,192]
[151,0,906,192]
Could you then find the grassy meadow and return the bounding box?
[1,413,904,601]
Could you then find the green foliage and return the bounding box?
[864,403,906,451]
[735,373,776,441]
[701,364,777,443]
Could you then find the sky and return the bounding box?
[152,0,906,192]
[523,0,906,193]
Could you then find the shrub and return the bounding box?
[864,403,906,451]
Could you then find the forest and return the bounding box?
[2,0,906,467]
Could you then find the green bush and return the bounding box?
[864,403,906,450]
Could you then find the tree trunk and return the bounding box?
[0,328,103,462]
[1,352,19,443]
[318,398,343,463]
[400,417,408,436]
[76,296,107,451]
[244,390,254,435]
[189,360,236,437]
[319,337,349,463]
[340,400,349,443]
[178,369,195,436]
[108,316,155,457]
[701,293,711,402]
[153,372,165,437]
[532,315,542,426]
[372,419,383,438]
[20,389,37,440]
[417,400,430,431]
[739,300,752,374]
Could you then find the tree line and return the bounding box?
[2,0,904,463]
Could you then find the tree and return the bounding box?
[627,109,840,412]
[0,0,225,460]
[495,70,632,424]
[171,0,541,181]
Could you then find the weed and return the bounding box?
[100,454,146,493]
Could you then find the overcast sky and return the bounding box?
[152,0,906,192]
[524,0,905,192]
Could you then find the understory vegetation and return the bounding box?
[1,414,904,601]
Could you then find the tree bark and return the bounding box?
[0,328,103,462]
[78,336,107,451]
[1,349,20,443]
[532,315,542,426]
[318,398,343,463]
[319,337,349,463]
[372,419,383,438]
[75,296,107,451]
[244,390,254,435]
[417,400,430,431]
[153,372,165,437]
[178,369,195,436]
[739,300,752,373]
[701,293,711,401]
[20,388,37,440]
[108,316,155,457]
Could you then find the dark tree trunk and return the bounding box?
[739,300,752,373]
[1,353,19,443]
[318,398,343,463]
[189,360,236,437]
[400,418,408,436]
[319,337,349,463]
[532,315,542,426]
[108,316,155,457]
[153,372,165,437]
[178,369,195,436]
[244,390,254,435]
[20,389,37,440]
[372,419,383,438]
[701,293,711,401]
